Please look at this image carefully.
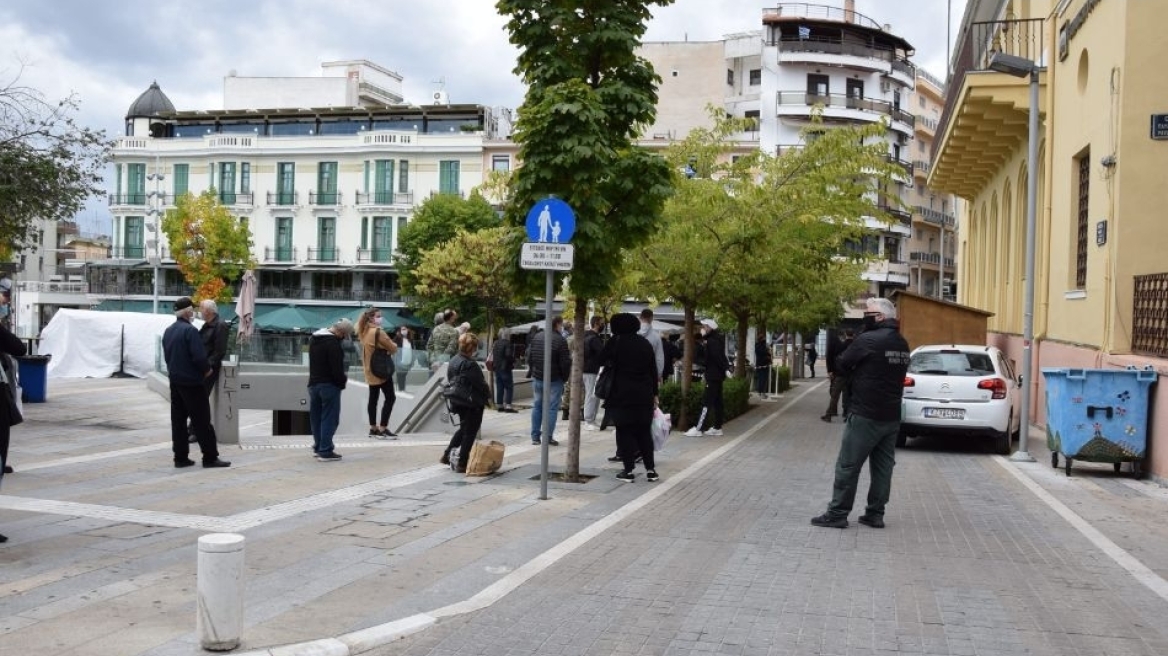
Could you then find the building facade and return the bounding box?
[929,0,1168,478]
[641,2,956,307]
[98,60,509,328]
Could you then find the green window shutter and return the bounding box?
[240,163,251,193]
[361,216,368,250]
[372,217,391,263]
[173,164,189,196]
[124,217,144,258]
[439,160,459,194]
[127,164,146,203]
[220,162,236,203]
[277,162,295,203]
[398,160,409,192]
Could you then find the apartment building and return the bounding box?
[641,2,943,307]
[98,60,510,328]
[928,0,1168,477]
[906,69,958,300]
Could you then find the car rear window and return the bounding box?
[908,351,995,376]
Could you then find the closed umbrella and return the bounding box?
[235,270,257,343]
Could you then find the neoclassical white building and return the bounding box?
[93,60,514,328]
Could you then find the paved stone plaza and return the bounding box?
[2,378,1168,656]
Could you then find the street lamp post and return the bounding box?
[146,156,165,314]
[988,52,1040,463]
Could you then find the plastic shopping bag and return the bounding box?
[651,406,671,451]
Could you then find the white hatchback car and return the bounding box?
[899,344,1021,454]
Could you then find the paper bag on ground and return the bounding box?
[465,440,505,476]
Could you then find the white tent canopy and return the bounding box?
[39,309,180,378]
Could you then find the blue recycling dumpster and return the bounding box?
[1042,366,1157,477]
[16,355,51,403]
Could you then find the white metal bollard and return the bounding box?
[197,533,245,651]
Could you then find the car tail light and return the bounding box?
[978,378,1007,399]
[903,376,915,387]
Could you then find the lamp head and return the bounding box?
[987,51,1036,78]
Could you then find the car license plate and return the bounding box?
[923,407,965,420]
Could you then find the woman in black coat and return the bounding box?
[440,332,491,473]
[0,323,27,543]
[601,313,660,482]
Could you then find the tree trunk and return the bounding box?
[563,297,587,482]
[734,312,749,379]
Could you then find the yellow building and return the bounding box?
[930,0,1168,478]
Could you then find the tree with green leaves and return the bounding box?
[412,225,525,355]
[497,0,675,480]
[396,192,500,293]
[161,191,256,303]
[0,67,110,250]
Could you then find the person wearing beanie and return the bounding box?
[162,297,230,469]
[684,318,729,437]
[601,313,661,483]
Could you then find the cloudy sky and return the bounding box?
[1,0,966,232]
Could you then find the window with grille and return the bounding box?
[1076,151,1090,288]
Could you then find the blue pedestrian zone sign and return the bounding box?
[525,198,575,244]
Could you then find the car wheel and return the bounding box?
[995,429,1011,455]
[1010,411,1020,443]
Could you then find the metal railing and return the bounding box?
[356,247,393,264]
[111,246,147,259]
[770,35,900,63]
[108,193,148,206]
[429,189,465,199]
[910,251,942,265]
[886,154,914,177]
[352,289,403,303]
[933,17,1045,160]
[267,191,299,206]
[776,91,915,127]
[17,280,89,294]
[877,203,911,226]
[916,206,955,227]
[762,3,883,30]
[912,160,930,176]
[218,191,254,206]
[263,247,297,263]
[917,68,947,93]
[307,247,338,263]
[309,191,342,206]
[355,190,415,206]
[1133,273,1168,357]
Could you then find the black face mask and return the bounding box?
[861,312,879,332]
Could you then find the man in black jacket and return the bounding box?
[528,316,571,446]
[685,318,729,437]
[812,298,910,529]
[308,318,352,461]
[162,297,229,469]
[821,329,855,422]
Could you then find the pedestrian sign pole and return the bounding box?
[521,198,575,500]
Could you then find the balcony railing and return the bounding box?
[112,245,147,259]
[307,247,338,263]
[356,247,393,264]
[309,191,342,206]
[267,191,299,206]
[910,251,942,265]
[1133,273,1168,357]
[890,58,916,78]
[218,191,254,206]
[263,247,297,263]
[17,280,89,294]
[355,191,415,206]
[769,35,906,67]
[886,154,913,177]
[932,17,1044,161]
[353,289,403,303]
[877,203,911,226]
[429,189,466,199]
[762,3,883,30]
[912,160,930,177]
[108,193,148,206]
[776,91,915,128]
[916,206,955,227]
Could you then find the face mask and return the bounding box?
[700,328,708,337]
[862,312,879,331]
[373,317,383,326]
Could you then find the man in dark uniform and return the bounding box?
[812,297,909,529]
[163,297,230,469]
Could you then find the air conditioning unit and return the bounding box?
[880,79,892,93]
[432,90,449,105]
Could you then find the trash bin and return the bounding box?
[1042,366,1158,477]
[17,355,52,403]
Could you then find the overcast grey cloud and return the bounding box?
[0,0,965,232]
